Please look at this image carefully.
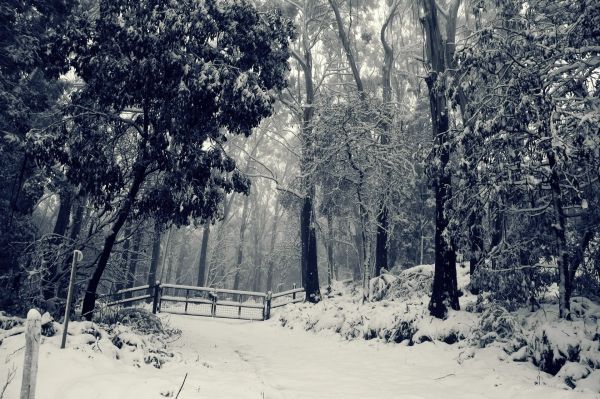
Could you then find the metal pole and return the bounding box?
[61,250,83,349]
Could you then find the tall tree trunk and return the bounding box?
[375,1,399,277]
[146,220,162,296]
[266,199,281,292]
[326,213,335,289]
[233,195,251,290]
[328,0,365,98]
[422,0,460,318]
[44,187,73,299]
[548,151,571,319]
[159,227,172,282]
[56,192,87,298]
[125,225,143,299]
[292,8,320,302]
[301,195,320,301]
[468,209,484,293]
[115,225,131,292]
[81,162,146,320]
[197,224,210,287]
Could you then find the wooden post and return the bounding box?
[20,309,41,399]
[292,283,297,301]
[210,288,217,317]
[61,250,83,349]
[184,289,189,314]
[264,291,272,320]
[152,280,160,314]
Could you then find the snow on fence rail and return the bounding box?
[271,284,305,309]
[101,283,304,321]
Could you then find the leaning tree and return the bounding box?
[32,0,294,319]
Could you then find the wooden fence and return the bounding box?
[101,283,305,321]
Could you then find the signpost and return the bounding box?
[61,250,83,349]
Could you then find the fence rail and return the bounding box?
[102,282,304,321]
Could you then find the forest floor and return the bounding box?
[1,310,598,399]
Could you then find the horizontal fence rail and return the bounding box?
[101,282,304,321]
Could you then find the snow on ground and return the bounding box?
[1,311,599,399]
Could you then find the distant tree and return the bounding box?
[32,0,294,319]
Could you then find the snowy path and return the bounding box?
[1,313,597,399]
[158,314,595,399]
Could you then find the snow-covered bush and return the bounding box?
[471,265,555,311]
[96,307,167,335]
[469,304,526,352]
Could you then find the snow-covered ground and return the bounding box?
[1,312,598,399]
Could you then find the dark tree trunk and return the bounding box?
[197,224,210,287]
[352,228,363,281]
[468,209,484,294]
[375,207,389,276]
[146,220,162,296]
[115,225,131,292]
[374,1,399,277]
[422,0,460,319]
[44,188,73,299]
[233,195,250,290]
[125,225,143,298]
[56,193,87,298]
[548,151,571,319]
[81,163,146,320]
[325,213,335,288]
[266,199,281,292]
[301,196,320,302]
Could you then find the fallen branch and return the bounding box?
[175,373,188,399]
[0,327,25,346]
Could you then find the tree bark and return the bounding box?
[146,220,162,295]
[548,150,571,319]
[422,0,460,318]
[125,225,143,298]
[44,187,73,299]
[374,1,399,277]
[266,198,281,292]
[233,195,250,290]
[293,9,320,302]
[81,162,146,320]
[197,224,210,287]
[301,195,320,302]
[115,225,131,292]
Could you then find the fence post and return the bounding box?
[20,309,41,399]
[292,283,297,301]
[61,250,83,349]
[184,289,189,314]
[264,291,272,320]
[210,288,217,317]
[152,281,161,314]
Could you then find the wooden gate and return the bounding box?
[102,283,305,321]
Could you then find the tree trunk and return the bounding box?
[375,1,399,277]
[422,0,460,318]
[159,227,172,283]
[301,195,320,302]
[326,213,335,289]
[44,188,73,299]
[233,195,250,290]
[266,199,281,292]
[125,225,143,299]
[115,225,131,292]
[56,192,87,298]
[197,224,210,287]
[292,17,321,302]
[146,220,162,296]
[468,208,484,294]
[81,162,146,320]
[548,151,571,319]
